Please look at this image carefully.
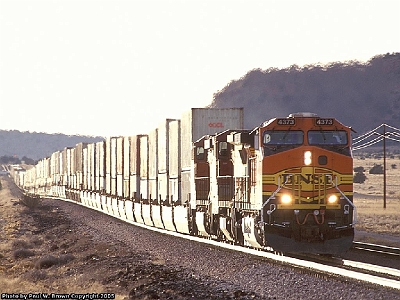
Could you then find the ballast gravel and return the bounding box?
[45,198,400,300]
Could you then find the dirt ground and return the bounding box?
[1,173,399,300]
[1,176,248,300]
[0,175,132,298]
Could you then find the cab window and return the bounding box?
[263,131,304,145]
[308,131,348,145]
[218,141,228,157]
[196,146,205,160]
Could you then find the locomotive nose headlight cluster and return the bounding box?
[327,194,338,204]
[281,194,292,205]
[304,151,312,165]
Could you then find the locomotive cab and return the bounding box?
[259,113,355,255]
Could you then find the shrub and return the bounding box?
[35,255,59,269]
[354,166,365,172]
[12,239,30,249]
[13,248,35,259]
[354,171,367,184]
[369,164,384,174]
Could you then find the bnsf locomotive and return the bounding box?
[15,109,355,255]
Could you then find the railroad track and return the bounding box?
[135,220,400,290]
[352,241,400,257]
[53,196,400,291]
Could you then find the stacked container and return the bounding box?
[95,141,106,193]
[158,119,177,203]
[50,151,60,195]
[139,135,149,201]
[180,108,244,208]
[86,143,95,192]
[148,129,158,202]
[123,136,130,199]
[116,136,124,198]
[168,120,181,204]
[129,135,142,200]
[74,143,87,191]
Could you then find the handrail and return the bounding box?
[331,175,357,225]
[260,175,292,225]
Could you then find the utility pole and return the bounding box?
[383,124,387,209]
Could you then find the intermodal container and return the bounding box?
[180,108,244,204]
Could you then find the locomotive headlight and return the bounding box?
[304,151,312,165]
[327,194,338,204]
[281,194,292,205]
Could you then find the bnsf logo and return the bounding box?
[208,122,224,128]
[282,173,333,185]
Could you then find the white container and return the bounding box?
[105,137,112,177]
[95,141,106,192]
[110,137,118,195]
[74,143,87,173]
[116,137,124,175]
[168,120,181,203]
[158,119,179,203]
[116,174,123,198]
[180,108,243,207]
[148,128,157,201]
[50,151,60,184]
[139,135,149,200]
[180,108,243,171]
[116,137,124,197]
[83,148,88,190]
[68,148,75,188]
[129,135,141,200]
[111,137,117,178]
[86,143,95,191]
[123,136,131,198]
[60,149,66,186]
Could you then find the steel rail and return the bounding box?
[352,241,400,257]
[49,196,400,291]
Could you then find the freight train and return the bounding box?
[13,108,356,255]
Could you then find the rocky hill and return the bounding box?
[209,53,400,135]
[2,53,399,161]
[0,130,104,161]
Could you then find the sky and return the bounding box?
[0,0,399,137]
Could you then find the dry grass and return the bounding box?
[353,155,400,237]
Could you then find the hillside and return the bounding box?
[2,53,399,160]
[0,130,104,161]
[209,53,400,135]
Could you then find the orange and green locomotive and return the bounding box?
[258,113,354,254]
[193,112,355,255]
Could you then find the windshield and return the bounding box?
[308,130,348,145]
[263,131,304,145]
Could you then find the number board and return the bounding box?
[277,119,295,125]
[316,118,334,125]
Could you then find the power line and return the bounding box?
[352,136,384,151]
[351,123,400,209]
[352,124,385,142]
[352,123,400,151]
